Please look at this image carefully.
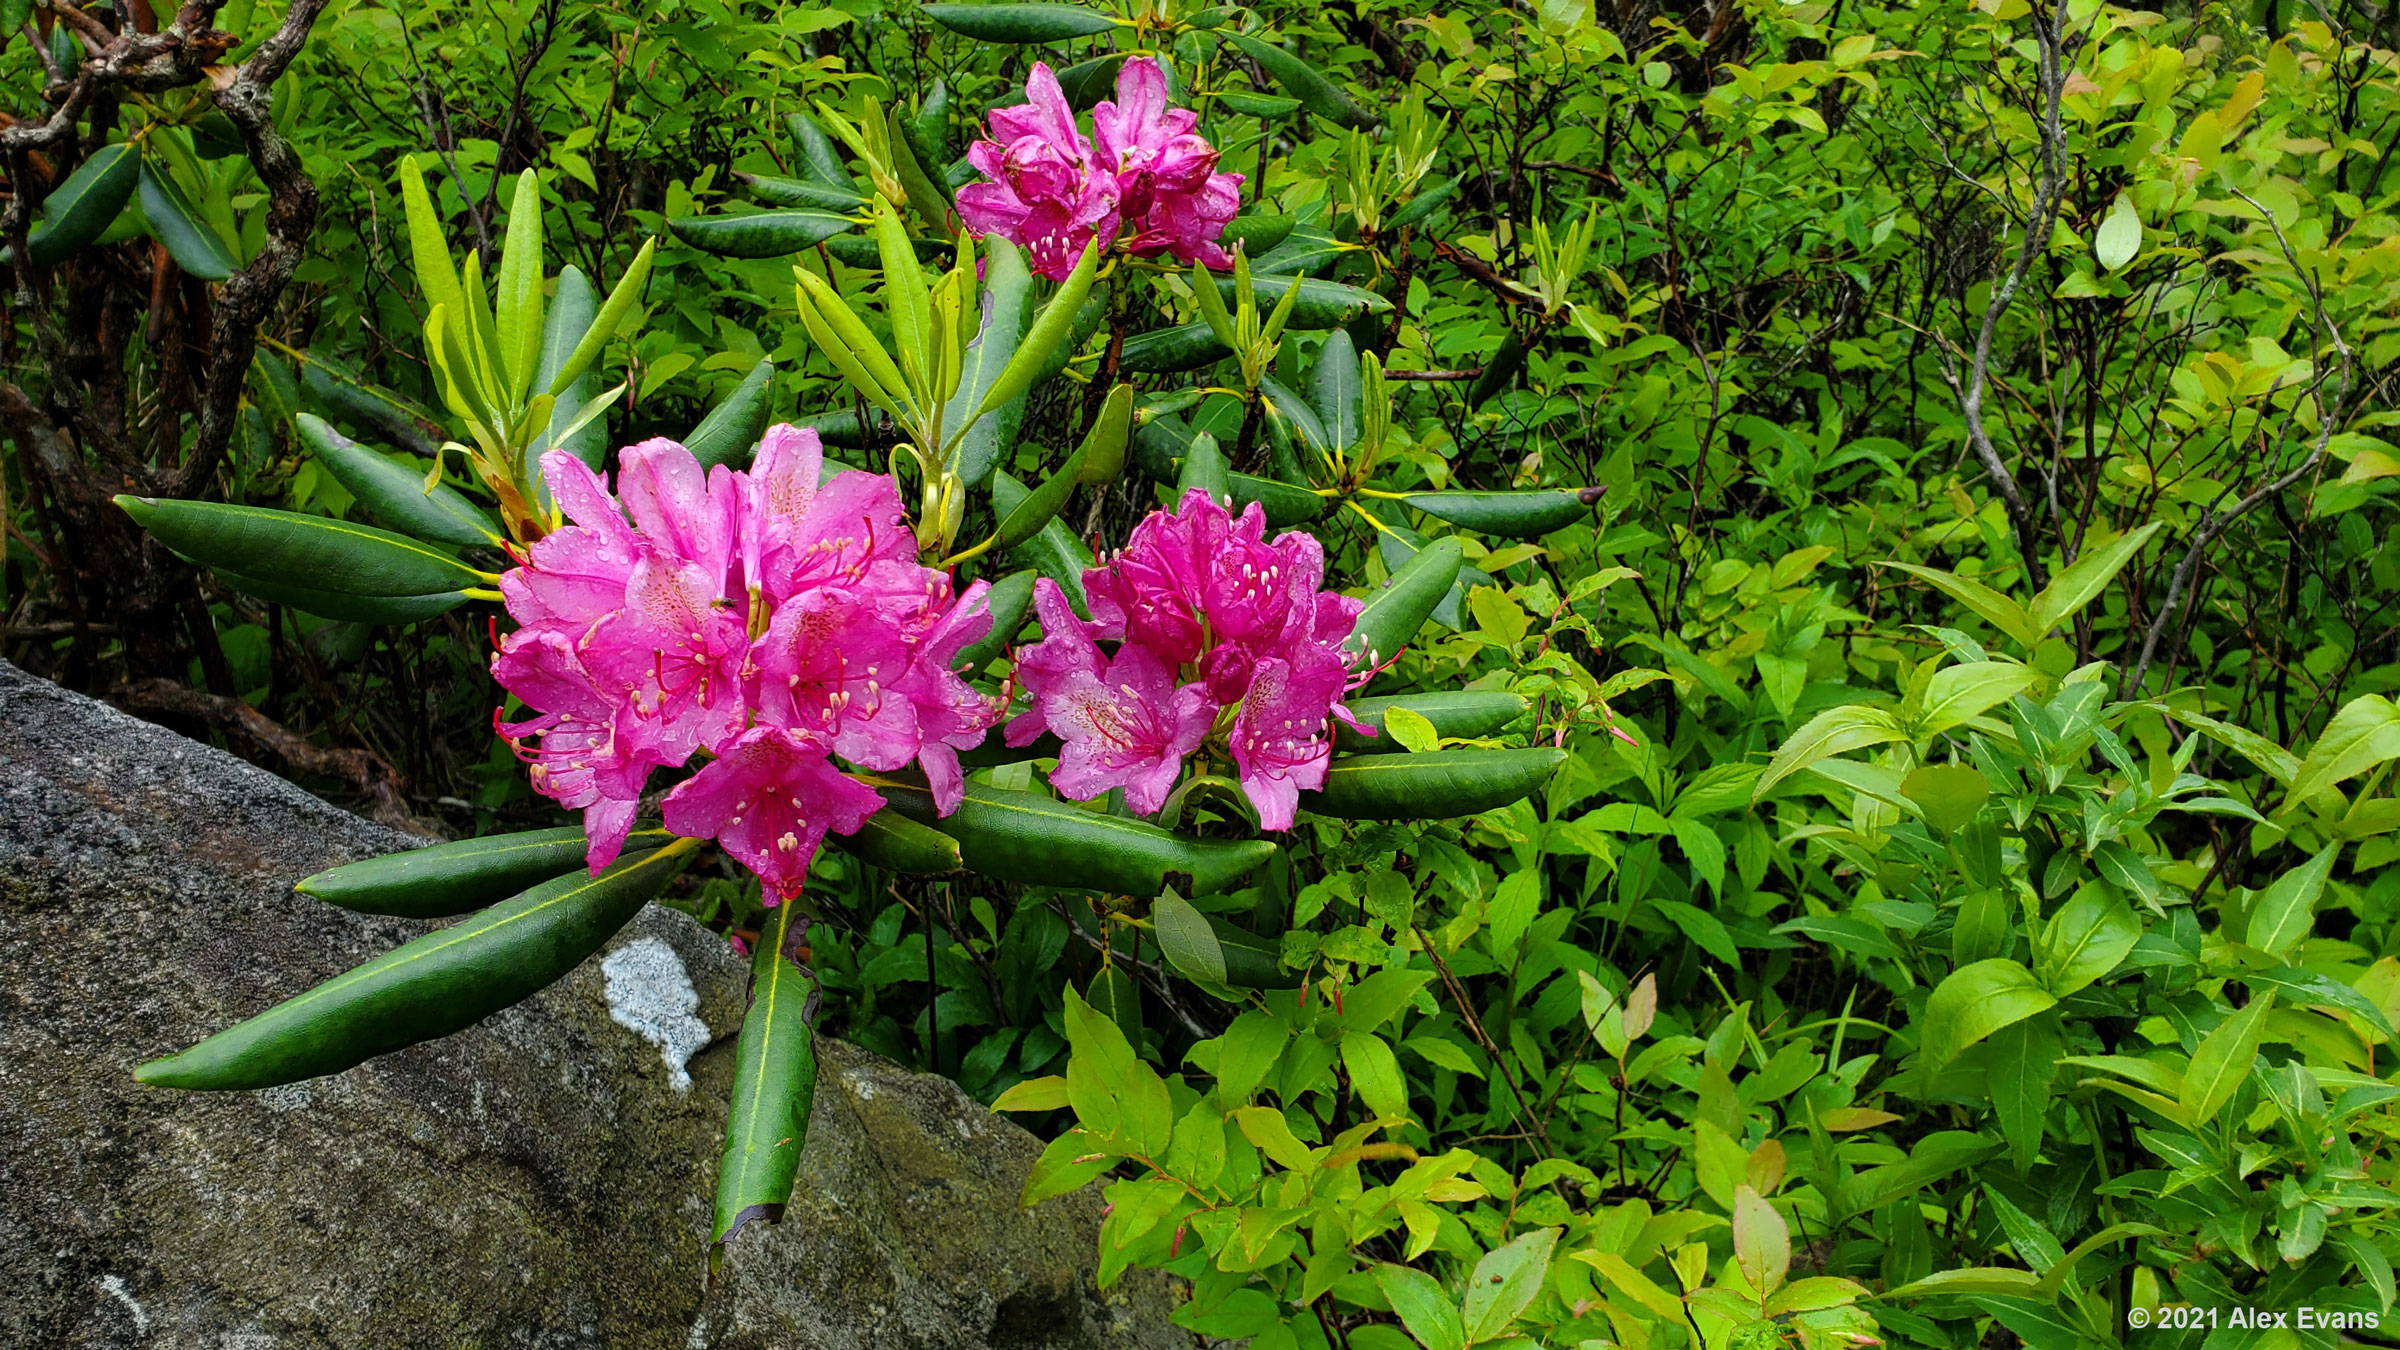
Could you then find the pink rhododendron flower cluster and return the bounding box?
[491,427,1001,901]
[958,57,1242,280]
[1008,489,1372,830]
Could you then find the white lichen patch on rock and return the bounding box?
[600,936,710,1092]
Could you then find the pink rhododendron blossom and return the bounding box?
[1012,489,1369,830]
[1092,57,1241,268]
[959,57,1242,280]
[491,428,1003,901]
[661,727,886,903]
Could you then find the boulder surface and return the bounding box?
[0,660,1189,1349]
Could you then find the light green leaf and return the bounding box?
[1340,1032,1410,1125]
[1384,705,1441,753]
[2038,882,2139,996]
[1152,888,1228,984]
[2094,193,2141,272]
[1375,1263,1466,1350]
[1462,1228,1558,1342]
[1921,959,2055,1068]
[2286,696,2400,807]
[2027,522,2163,635]
[2182,991,2275,1122]
[1918,662,2041,738]
[1884,563,2041,649]
[1754,705,1905,800]
[2245,846,2337,958]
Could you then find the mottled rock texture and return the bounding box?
[0,660,1188,1349]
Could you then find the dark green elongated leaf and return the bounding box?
[298,826,674,918]
[1251,228,1355,279]
[685,359,776,469]
[29,142,140,266]
[1208,915,1300,988]
[1257,377,1329,458]
[1153,889,1227,983]
[829,810,965,874]
[215,570,469,624]
[877,780,1277,897]
[192,112,244,159]
[118,496,487,595]
[1076,383,1135,485]
[793,409,871,447]
[1175,432,1232,506]
[1129,411,1192,480]
[668,209,858,259]
[992,470,1093,617]
[1311,330,1361,452]
[136,845,690,1090]
[712,902,821,1269]
[1345,535,1464,664]
[914,81,950,171]
[1386,177,1461,232]
[1056,52,1133,109]
[1211,272,1390,330]
[1229,473,1325,527]
[925,1,1118,40]
[1217,31,1378,129]
[786,110,857,188]
[822,233,952,269]
[534,266,607,476]
[1402,487,1605,539]
[1120,322,1230,374]
[1222,213,1297,255]
[956,568,1037,671]
[297,349,442,460]
[1336,691,1526,752]
[998,443,1088,550]
[137,160,237,281]
[736,170,865,211]
[1305,739,1564,816]
[1468,329,1526,406]
[1304,748,1566,820]
[1217,92,1301,118]
[886,104,955,226]
[946,239,1037,486]
[958,731,1063,768]
[295,414,498,547]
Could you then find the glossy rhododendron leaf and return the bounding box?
[876,779,1276,897]
[1335,691,1526,752]
[668,208,857,259]
[828,809,966,874]
[297,825,674,919]
[711,902,821,1272]
[1345,536,1463,666]
[924,2,1118,41]
[137,844,692,1090]
[1402,487,1604,540]
[29,142,139,267]
[1302,748,1566,820]
[683,359,777,469]
[295,414,500,547]
[117,496,488,596]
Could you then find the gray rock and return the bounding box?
[0,661,1191,1349]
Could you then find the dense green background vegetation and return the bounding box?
[8,0,2400,1343]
